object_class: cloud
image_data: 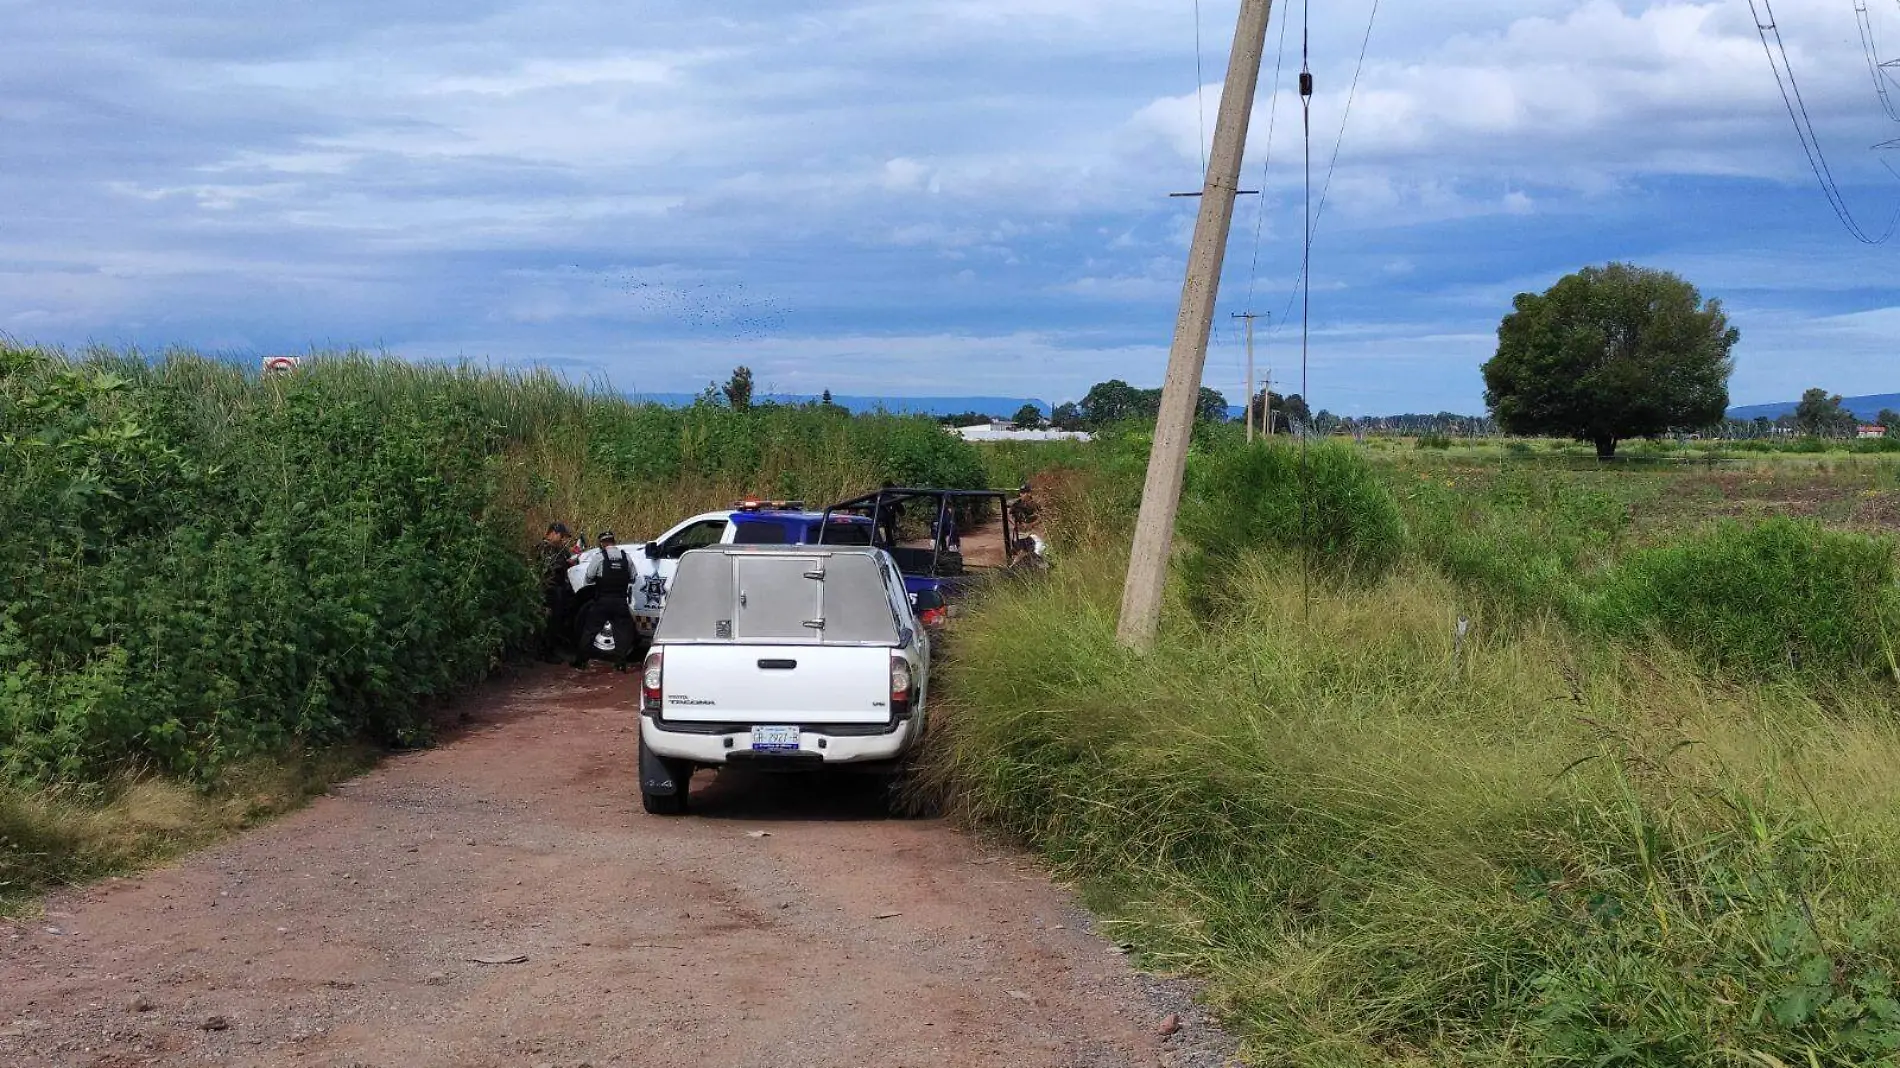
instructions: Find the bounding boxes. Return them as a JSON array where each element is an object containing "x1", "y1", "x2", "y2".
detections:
[{"x1": 3, "y1": 0, "x2": 1897, "y2": 413}]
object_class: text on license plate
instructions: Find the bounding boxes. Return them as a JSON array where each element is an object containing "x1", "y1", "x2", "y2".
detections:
[{"x1": 751, "y1": 725, "x2": 800, "y2": 751}]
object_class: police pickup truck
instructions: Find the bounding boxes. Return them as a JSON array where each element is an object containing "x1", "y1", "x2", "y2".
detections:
[{"x1": 568, "y1": 501, "x2": 875, "y2": 653}]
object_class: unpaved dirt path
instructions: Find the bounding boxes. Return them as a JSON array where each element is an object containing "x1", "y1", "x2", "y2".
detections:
[{"x1": 2, "y1": 668, "x2": 1235, "y2": 1068}]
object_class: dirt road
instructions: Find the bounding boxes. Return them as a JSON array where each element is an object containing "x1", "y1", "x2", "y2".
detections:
[{"x1": 2, "y1": 668, "x2": 1235, "y2": 1068}]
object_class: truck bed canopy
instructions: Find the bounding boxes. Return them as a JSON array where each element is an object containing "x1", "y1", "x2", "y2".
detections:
[{"x1": 656, "y1": 547, "x2": 904, "y2": 645}]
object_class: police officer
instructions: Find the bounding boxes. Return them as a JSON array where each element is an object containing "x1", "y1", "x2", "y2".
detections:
[
  {"x1": 572, "y1": 530, "x2": 638, "y2": 670},
  {"x1": 537, "y1": 522, "x2": 578, "y2": 662}
]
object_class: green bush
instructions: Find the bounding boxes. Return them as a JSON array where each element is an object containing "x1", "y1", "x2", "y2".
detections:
[
  {"x1": 0, "y1": 346, "x2": 984, "y2": 787},
  {"x1": 1179, "y1": 439, "x2": 1404, "y2": 599},
  {"x1": 1583, "y1": 518, "x2": 1899, "y2": 678},
  {"x1": 1416, "y1": 433, "x2": 1454, "y2": 450}
]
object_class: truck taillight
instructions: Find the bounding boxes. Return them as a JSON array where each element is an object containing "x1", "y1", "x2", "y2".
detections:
[
  {"x1": 890, "y1": 655, "x2": 913, "y2": 719},
  {"x1": 642, "y1": 649, "x2": 664, "y2": 709}
]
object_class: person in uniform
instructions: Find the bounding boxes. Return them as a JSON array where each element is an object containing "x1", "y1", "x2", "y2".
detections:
[
  {"x1": 536, "y1": 523, "x2": 578, "y2": 662},
  {"x1": 572, "y1": 530, "x2": 637, "y2": 671},
  {"x1": 1009, "y1": 483, "x2": 1038, "y2": 530}
]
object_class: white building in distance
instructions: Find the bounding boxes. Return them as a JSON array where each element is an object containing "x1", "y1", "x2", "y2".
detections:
[{"x1": 952, "y1": 421, "x2": 1092, "y2": 443}]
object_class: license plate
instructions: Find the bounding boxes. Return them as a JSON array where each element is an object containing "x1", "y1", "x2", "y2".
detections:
[{"x1": 750, "y1": 725, "x2": 800, "y2": 752}]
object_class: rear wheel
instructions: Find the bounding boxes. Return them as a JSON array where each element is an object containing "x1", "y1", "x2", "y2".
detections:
[
  {"x1": 880, "y1": 757, "x2": 938, "y2": 819},
  {"x1": 638, "y1": 735, "x2": 692, "y2": 816},
  {"x1": 642, "y1": 785, "x2": 688, "y2": 815}
]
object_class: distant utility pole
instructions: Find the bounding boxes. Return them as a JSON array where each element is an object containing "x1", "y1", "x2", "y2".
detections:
[
  {"x1": 1262, "y1": 367, "x2": 1273, "y2": 436},
  {"x1": 1233, "y1": 311, "x2": 1263, "y2": 442},
  {"x1": 1117, "y1": 0, "x2": 1275, "y2": 651}
]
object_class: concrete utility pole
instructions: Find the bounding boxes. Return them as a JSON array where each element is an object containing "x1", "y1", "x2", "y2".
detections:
[
  {"x1": 1116, "y1": 0, "x2": 1275, "y2": 651},
  {"x1": 1233, "y1": 311, "x2": 1262, "y2": 443}
]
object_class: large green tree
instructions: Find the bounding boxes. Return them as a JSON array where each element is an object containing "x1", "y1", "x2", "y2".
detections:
[
  {"x1": 1011, "y1": 402, "x2": 1047, "y2": 429},
  {"x1": 1481, "y1": 264, "x2": 1737, "y2": 459},
  {"x1": 1077, "y1": 379, "x2": 1225, "y2": 427},
  {"x1": 1078, "y1": 379, "x2": 1153, "y2": 425},
  {"x1": 1794, "y1": 388, "x2": 1857, "y2": 437}
]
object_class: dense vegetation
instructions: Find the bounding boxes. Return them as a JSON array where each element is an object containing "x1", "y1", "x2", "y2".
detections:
[
  {"x1": 934, "y1": 428, "x2": 1900, "y2": 1066},
  {"x1": 12, "y1": 341, "x2": 1900, "y2": 1064},
  {"x1": 0, "y1": 345, "x2": 982, "y2": 900}
]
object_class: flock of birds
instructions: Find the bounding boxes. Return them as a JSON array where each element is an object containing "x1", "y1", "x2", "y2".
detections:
[{"x1": 562, "y1": 265, "x2": 793, "y2": 341}]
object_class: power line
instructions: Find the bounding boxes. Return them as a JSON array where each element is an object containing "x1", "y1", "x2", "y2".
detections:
[
  {"x1": 1272, "y1": 0, "x2": 1383, "y2": 340},
  {"x1": 1193, "y1": 0, "x2": 1208, "y2": 176},
  {"x1": 1749, "y1": 0, "x2": 1897, "y2": 244},
  {"x1": 1852, "y1": 0, "x2": 1900, "y2": 122},
  {"x1": 1233, "y1": 0, "x2": 1293, "y2": 418},
  {"x1": 1242, "y1": 0, "x2": 1294, "y2": 313},
  {"x1": 1298, "y1": 0, "x2": 1314, "y2": 617}
]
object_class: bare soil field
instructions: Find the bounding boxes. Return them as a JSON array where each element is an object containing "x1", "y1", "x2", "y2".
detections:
[{"x1": 1, "y1": 667, "x2": 1236, "y2": 1068}]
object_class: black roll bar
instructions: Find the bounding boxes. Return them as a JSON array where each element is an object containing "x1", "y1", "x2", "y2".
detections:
[{"x1": 816, "y1": 487, "x2": 1016, "y2": 575}]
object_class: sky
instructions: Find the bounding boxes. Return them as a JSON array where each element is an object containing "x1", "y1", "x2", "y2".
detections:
[{"x1": 3, "y1": 0, "x2": 1898, "y2": 414}]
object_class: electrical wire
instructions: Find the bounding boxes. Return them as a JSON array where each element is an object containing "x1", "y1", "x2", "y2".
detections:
[
  {"x1": 1749, "y1": 0, "x2": 1897, "y2": 244},
  {"x1": 1298, "y1": 0, "x2": 1314, "y2": 618},
  {"x1": 1242, "y1": 0, "x2": 1295, "y2": 313},
  {"x1": 1853, "y1": 0, "x2": 1900, "y2": 122},
  {"x1": 1193, "y1": 0, "x2": 1208, "y2": 177},
  {"x1": 1234, "y1": 0, "x2": 1295, "y2": 424},
  {"x1": 1271, "y1": 0, "x2": 1382, "y2": 340}
]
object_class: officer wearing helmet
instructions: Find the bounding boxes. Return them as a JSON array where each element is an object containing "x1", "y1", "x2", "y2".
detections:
[{"x1": 572, "y1": 530, "x2": 638, "y2": 670}]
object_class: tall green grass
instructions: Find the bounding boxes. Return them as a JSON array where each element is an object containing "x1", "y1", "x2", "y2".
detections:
[
  {"x1": 933, "y1": 545, "x2": 1900, "y2": 1066},
  {"x1": 931, "y1": 443, "x2": 1900, "y2": 1065},
  {"x1": 1, "y1": 344, "x2": 983, "y2": 899}
]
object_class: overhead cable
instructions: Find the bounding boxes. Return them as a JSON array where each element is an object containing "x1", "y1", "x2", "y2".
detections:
[{"x1": 1749, "y1": 0, "x2": 1897, "y2": 244}]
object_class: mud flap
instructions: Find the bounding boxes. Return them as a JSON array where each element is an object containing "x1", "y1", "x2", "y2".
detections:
[{"x1": 639, "y1": 733, "x2": 681, "y2": 796}]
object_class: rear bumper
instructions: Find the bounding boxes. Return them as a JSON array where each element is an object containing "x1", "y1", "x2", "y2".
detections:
[{"x1": 641, "y1": 714, "x2": 915, "y2": 766}]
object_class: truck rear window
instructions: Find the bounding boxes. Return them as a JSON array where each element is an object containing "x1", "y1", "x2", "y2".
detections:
[
  {"x1": 731, "y1": 521, "x2": 792, "y2": 545},
  {"x1": 816, "y1": 520, "x2": 872, "y2": 545}
]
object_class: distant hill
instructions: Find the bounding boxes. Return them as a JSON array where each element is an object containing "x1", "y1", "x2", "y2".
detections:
[
  {"x1": 626, "y1": 392, "x2": 1047, "y2": 418},
  {"x1": 1728, "y1": 393, "x2": 1900, "y2": 422}
]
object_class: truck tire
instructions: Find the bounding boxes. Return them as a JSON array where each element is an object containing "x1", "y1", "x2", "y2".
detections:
[
  {"x1": 641, "y1": 786, "x2": 688, "y2": 816},
  {"x1": 638, "y1": 735, "x2": 691, "y2": 816},
  {"x1": 880, "y1": 761, "x2": 939, "y2": 819}
]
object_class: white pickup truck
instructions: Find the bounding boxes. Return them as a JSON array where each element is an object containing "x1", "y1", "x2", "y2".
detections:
[
  {"x1": 636, "y1": 545, "x2": 931, "y2": 815},
  {"x1": 568, "y1": 504, "x2": 874, "y2": 654}
]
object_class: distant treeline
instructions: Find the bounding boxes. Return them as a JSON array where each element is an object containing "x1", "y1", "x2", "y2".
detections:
[{"x1": 944, "y1": 378, "x2": 1900, "y2": 443}]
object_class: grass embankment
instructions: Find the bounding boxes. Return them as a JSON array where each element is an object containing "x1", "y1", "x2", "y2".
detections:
[
  {"x1": 1, "y1": 345, "x2": 982, "y2": 906},
  {"x1": 936, "y1": 432, "x2": 1900, "y2": 1066}
]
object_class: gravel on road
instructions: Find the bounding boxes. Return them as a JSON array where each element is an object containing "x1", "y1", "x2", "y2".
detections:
[{"x1": 2, "y1": 666, "x2": 1241, "y2": 1068}]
